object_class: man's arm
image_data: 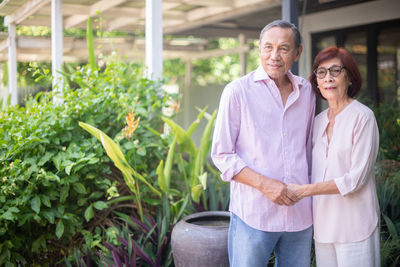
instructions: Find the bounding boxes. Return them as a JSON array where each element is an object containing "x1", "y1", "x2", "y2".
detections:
[{"x1": 234, "y1": 167, "x2": 299, "y2": 205}]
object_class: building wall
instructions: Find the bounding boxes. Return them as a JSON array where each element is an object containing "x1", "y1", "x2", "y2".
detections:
[
  {"x1": 299, "y1": 0, "x2": 400, "y2": 79},
  {"x1": 176, "y1": 83, "x2": 225, "y2": 145}
]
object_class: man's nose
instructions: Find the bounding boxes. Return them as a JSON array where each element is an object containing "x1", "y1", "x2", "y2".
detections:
[{"x1": 270, "y1": 48, "x2": 280, "y2": 60}]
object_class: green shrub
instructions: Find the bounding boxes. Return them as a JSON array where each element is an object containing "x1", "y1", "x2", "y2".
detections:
[
  {"x1": 0, "y1": 59, "x2": 172, "y2": 265},
  {"x1": 373, "y1": 103, "x2": 400, "y2": 161},
  {"x1": 376, "y1": 160, "x2": 400, "y2": 267}
]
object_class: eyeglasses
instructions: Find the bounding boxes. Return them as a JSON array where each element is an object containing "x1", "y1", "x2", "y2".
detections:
[{"x1": 314, "y1": 65, "x2": 345, "y2": 79}]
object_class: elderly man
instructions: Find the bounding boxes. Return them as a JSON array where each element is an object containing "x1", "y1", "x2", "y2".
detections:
[{"x1": 211, "y1": 20, "x2": 315, "y2": 267}]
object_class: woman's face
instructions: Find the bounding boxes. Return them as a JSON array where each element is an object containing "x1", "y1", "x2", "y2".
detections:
[{"x1": 315, "y1": 57, "x2": 351, "y2": 102}]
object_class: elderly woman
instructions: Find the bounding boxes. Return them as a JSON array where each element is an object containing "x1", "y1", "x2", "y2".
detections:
[{"x1": 288, "y1": 46, "x2": 380, "y2": 267}]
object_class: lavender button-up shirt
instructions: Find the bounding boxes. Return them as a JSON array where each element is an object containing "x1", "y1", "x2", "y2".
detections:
[{"x1": 211, "y1": 65, "x2": 315, "y2": 232}]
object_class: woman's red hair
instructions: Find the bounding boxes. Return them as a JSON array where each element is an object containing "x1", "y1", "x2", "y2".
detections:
[{"x1": 309, "y1": 46, "x2": 362, "y2": 99}]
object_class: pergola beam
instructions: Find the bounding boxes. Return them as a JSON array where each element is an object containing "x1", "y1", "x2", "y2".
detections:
[
  {"x1": 64, "y1": 0, "x2": 127, "y2": 28},
  {"x1": 4, "y1": 0, "x2": 51, "y2": 26},
  {"x1": 164, "y1": 0, "x2": 281, "y2": 34}
]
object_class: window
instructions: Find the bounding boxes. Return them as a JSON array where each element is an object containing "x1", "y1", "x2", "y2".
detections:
[
  {"x1": 312, "y1": 19, "x2": 400, "y2": 109},
  {"x1": 377, "y1": 28, "x2": 400, "y2": 105}
]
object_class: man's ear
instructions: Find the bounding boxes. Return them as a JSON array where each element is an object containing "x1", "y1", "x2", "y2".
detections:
[{"x1": 295, "y1": 45, "x2": 303, "y2": 61}]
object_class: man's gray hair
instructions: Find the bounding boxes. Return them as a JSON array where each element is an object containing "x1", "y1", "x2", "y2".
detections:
[{"x1": 259, "y1": 20, "x2": 302, "y2": 50}]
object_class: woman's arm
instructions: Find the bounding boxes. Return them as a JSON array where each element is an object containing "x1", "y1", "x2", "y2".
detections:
[{"x1": 287, "y1": 180, "x2": 340, "y2": 199}]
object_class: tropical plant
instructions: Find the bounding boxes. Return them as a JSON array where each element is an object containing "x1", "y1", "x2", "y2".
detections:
[{"x1": 73, "y1": 105, "x2": 226, "y2": 266}]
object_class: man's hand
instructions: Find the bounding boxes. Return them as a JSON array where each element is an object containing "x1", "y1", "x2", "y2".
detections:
[
  {"x1": 287, "y1": 183, "x2": 307, "y2": 200},
  {"x1": 260, "y1": 180, "x2": 300, "y2": 206},
  {"x1": 232, "y1": 167, "x2": 301, "y2": 206}
]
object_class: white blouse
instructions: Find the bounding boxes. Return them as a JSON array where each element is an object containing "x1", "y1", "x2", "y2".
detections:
[{"x1": 312, "y1": 100, "x2": 380, "y2": 243}]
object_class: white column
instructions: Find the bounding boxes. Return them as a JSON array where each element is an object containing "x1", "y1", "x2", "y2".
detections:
[
  {"x1": 52, "y1": 0, "x2": 63, "y2": 102},
  {"x1": 145, "y1": 0, "x2": 163, "y2": 80},
  {"x1": 238, "y1": 34, "x2": 247, "y2": 76},
  {"x1": 7, "y1": 22, "x2": 18, "y2": 106}
]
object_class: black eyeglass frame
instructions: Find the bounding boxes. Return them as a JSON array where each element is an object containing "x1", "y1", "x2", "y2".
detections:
[{"x1": 314, "y1": 65, "x2": 345, "y2": 79}]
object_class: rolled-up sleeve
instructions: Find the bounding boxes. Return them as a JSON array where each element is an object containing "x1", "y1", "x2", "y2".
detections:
[
  {"x1": 334, "y1": 114, "x2": 379, "y2": 196},
  {"x1": 211, "y1": 83, "x2": 247, "y2": 182}
]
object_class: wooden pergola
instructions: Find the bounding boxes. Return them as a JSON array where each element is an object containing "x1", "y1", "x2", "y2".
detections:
[{"x1": 0, "y1": 0, "x2": 298, "y2": 105}]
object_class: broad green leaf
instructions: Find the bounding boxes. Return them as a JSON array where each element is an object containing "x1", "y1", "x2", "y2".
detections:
[
  {"x1": 56, "y1": 220, "x2": 64, "y2": 239},
  {"x1": 41, "y1": 195, "x2": 51, "y2": 208},
  {"x1": 78, "y1": 198, "x2": 88, "y2": 206},
  {"x1": 142, "y1": 198, "x2": 161, "y2": 206},
  {"x1": 84, "y1": 205, "x2": 94, "y2": 222},
  {"x1": 1, "y1": 207, "x2": 19, "y2": 221},
  {"x1": 57, "y1": 205, "x2": 65, "y2": 216},
  {"x1": 99, "y1": 132, "x2": 132, "y2": 174},
  {"x1": 60, "y1": 185, "x2": 69, "y2": 203},
  {"x1": 143, "y1": 125, "x2": 161, "y2": 137},
  {"x1": 93, "y1": 201, "x2": 108, "y2": 210},
  {"x1": 187, "y1": 106, "x2": 208, "y2": 136},
  {"x1": 73, "y1": 183, "x2": 87, "y2": 194},
  {"x1": 42, "y1": 211, "x2": 55, "y2": 224},
  {"x1": 198, "y1": 172, "x2": 207, "y2": 190},
  {"x1": 157, "y1": 160, "x2": 167, "y2": 193},
  {"x1": 52, "y1": 153, "x2": 63, "y2": 171},
  {"x1": 89, "y1": 191, "x2": 104, "y2": 200},
  {"x1": 196, "y1": 106, "x2": 212, "y2": 120},
  {"x1": 62, "y1": 213, "x2": 76, "y2": 221},
  {"x1": 79, "y1": 122, "x2": 130, "y2": 169},
  {"x1": 78, "y1": 121, "x2": 104, "y2": 146},
  {"x1": 65, "y1": 163, "x2": 75, "y2": 175},
  {"x1": 79, "y1": 122, "x2": 161, "y2": 196},
  {"x1": 31, "y1": 196, "x2": 41, "y2": 214},
  {"x1": 162, "y1": 117, "x2": 197, "y2": 156},
  {"x1": 175, "y1": 194, "x2": 189, "y2": 222},
  {"x1": 37, "y1": 152, "x2": 54, "y2": 166},
  {"x1": 193, "y1": 109, "x2": 217, "y2": 180},
  {"x1": 383, "y1": 213, "x2": 398, "y2": 238},
  {"x1": 163, "y1": 136, "x2": 177, "y2": 192},
  {"x1": 17, "y1": 212, "x2": 33, "y2": 226},
  {"x1": 62, "y1": 213, "x2": 76, "y2": 220},
  {"x1": 45, "y1": 171, "x2": 60, "y2": 182},
  {"x1": 191, "y1": 184, "x2": 203, "y2": 203}
]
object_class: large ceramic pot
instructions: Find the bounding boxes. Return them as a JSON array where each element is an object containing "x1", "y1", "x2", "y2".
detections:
[{"x1": 171, "y1": 211, "x2": 230, "y2": 267}]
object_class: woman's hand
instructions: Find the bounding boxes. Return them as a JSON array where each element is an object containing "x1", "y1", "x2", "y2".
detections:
[{"x1": 287, "y1": 183, "x2": 308, "y2": 200}]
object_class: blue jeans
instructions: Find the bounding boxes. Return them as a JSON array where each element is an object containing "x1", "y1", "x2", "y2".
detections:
[{"x1": 228, "y1": 213, "x2": 312, "y2": 267}]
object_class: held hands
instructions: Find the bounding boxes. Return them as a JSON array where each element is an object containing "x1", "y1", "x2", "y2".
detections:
[
  {"x1": 261, "y1": 181, "x2": 307, "y2": 206},
  {"x1": 287, "y1": 183, "x2": 307, "y2": 203}
]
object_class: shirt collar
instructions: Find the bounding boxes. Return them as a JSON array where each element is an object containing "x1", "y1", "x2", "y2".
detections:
[{"x1": 253, "y1": 65, "x2": 303, "y2": 92}]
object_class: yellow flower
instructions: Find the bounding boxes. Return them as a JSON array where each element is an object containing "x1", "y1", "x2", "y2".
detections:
[
  {"x1": 122, "y1": 110, "x2": 140, "y2": 139},
  {"x1": 170, "y1": 101, "x2": 180, "y2": 113}
]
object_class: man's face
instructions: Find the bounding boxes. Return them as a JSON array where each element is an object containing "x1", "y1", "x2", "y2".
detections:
[{"x1": 259, "y1": 27, "x2": 302, "y2": 81}]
